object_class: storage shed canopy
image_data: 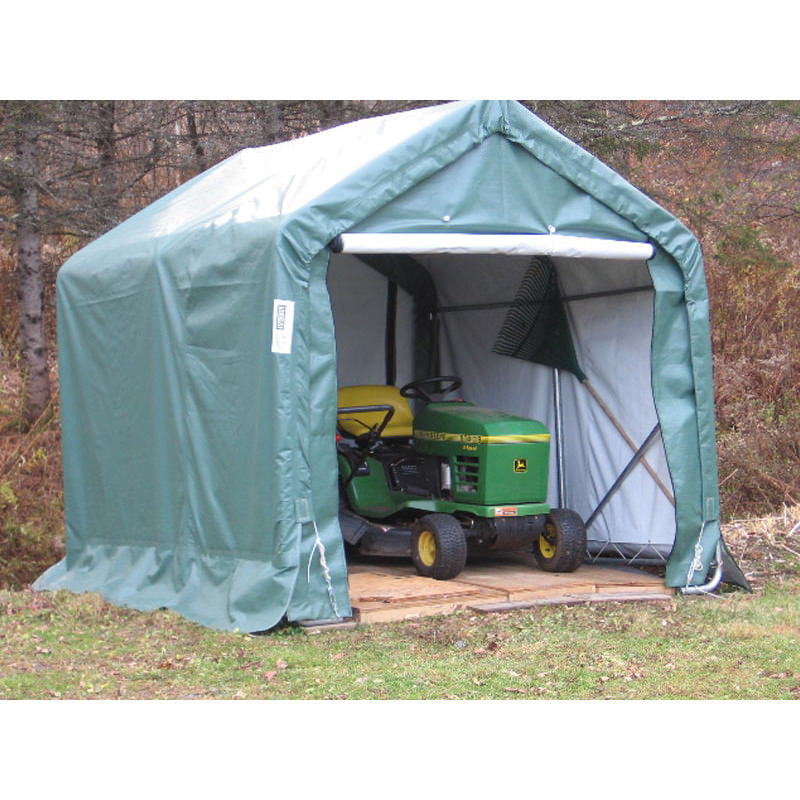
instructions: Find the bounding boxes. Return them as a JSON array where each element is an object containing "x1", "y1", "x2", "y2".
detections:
[{"x1": 36, "y1": 100, "x2": 744, "y2": 631}]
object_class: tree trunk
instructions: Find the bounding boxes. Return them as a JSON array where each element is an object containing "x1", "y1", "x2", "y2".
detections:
[
  {"x1": 257, "y1": 101, "x2": 286, "y2": 144},
  {"x1": 184, "y1": 102, "x2": 207, "y2": 172},
  {"x1": 95, "y1": 100, "x2": 119, "y2": 231},
  {"x1": 14, "y1": 109, "x2": 51, "y2": 428}
]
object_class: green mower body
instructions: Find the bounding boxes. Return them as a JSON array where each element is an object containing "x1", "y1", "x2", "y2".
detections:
[
  {"x1": 414, "y1": 402, "x2": 551, "y2": 509},
  {"x1": 337, "y1": 378, "x2": 587, "y2": 579}
]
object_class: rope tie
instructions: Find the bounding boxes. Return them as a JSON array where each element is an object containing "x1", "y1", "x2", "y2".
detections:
[
  {"x1": 685, "y1": 520, "x2": 706, "y2": 587},
  {"x1": 307, "y1": 520, "x2": 341, "y2": 619}
]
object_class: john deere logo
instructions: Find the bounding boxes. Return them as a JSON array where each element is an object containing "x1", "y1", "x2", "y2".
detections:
[{"x1": 514, "y1": 458, "x2": 528, "y2": 473}]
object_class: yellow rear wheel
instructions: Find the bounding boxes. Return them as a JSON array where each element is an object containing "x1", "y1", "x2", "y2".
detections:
[
  {"x1": 534, "y1": 509, "x2": 587, "y2": 573},
  {"x1": 538, "y1": 525, "x2": 558, "y2": 559}
]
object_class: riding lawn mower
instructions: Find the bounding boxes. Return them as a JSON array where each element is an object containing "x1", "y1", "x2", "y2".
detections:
[{"x1": 336, "y1": 376, "x2": 587, "y2": 580}]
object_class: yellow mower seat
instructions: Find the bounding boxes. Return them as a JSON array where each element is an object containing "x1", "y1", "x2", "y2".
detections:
[{"x1": 337, "y1": 385, "x2": 414, "y2": 439}]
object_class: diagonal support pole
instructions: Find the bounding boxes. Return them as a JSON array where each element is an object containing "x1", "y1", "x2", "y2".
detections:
[
  {"x1": 582, "y1": 380, "x2": 675, "y2": 506},
  {"x1": 585, "y1": 423, "x2": 663, "y2": 531}
]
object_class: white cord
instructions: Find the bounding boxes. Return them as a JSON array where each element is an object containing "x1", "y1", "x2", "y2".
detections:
[{"x1": 307, "y1": 520, "x2": 341, "y2": 619}]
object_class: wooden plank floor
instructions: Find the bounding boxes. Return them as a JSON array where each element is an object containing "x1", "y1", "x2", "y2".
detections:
[{"x1": 346, "y1": 551, "x2": 673, "y2": 624}]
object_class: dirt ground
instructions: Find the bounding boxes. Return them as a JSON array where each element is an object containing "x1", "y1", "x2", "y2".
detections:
[{"x1": 720, "y1": 505, "x2": 800, "y2": 590}]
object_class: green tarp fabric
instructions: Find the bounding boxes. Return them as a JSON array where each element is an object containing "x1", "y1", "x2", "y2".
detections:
[{"x1": 36, "y1": 100, "x2": 726, "y2": 630}]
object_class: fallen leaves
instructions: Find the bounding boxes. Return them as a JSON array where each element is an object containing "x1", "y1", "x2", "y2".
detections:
[{"x1": 472, "y1": 639, "x2": 502, "y2": 656}]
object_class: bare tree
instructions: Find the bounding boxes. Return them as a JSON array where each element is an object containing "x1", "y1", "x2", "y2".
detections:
[
  {"x1": 182, "y1": 101, "x2": 208, "y2": 173},
  {"x1": 7, "y1": 103, "x2": 51, "y2": 427}
]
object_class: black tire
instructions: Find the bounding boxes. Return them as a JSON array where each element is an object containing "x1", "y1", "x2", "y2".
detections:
[
  {"x1": 533, "y1": 509, "x2": 587, "y2": 572},
  {"x1": 411, "y1": 514, "x2": 468, "y2": 580}
]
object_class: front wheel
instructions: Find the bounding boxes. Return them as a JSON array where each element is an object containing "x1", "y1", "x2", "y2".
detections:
[
  {"x1": 411, "y1": 514, "x2": 467, "y2": 580},
  {"x1": 534, "y1": 509, "x2": 587, "y2": 572}
]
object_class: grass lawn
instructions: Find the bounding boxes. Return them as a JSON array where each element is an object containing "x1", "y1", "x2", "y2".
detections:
[
  {"x1": 4, "y1": 578, "x2": 798, "y2": 799},
  {"x1": 3, "y1": 520, "x2": 798, "y2": 797},
  {"x1": 3, "y1": 579, "x2": 799, "y2": 701}
]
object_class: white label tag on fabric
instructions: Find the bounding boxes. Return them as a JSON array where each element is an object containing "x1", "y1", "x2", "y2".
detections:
[{"x1": 271, "y1": 299, "x2": 295, "y2": 354}]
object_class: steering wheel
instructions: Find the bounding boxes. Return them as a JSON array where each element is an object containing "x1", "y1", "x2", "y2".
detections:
[{"x1": 400, "y1": 376, "x2": 462, "y2": 403}]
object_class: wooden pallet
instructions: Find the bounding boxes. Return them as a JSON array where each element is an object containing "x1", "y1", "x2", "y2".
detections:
[{"x1": 346, "y1": 553, "x2": 673, "y2": 624}]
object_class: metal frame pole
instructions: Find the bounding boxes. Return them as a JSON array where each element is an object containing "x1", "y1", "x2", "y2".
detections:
[
  {"x1": 585, "y1": 423, "x2": 662, "y2": 531},
  {"x1": 553, "y1": 368, "x2": 566, "y2": 509}
]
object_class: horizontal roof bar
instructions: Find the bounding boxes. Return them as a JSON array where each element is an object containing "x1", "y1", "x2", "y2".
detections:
[
  {"x1": 437, "y1": 285, "x2": 654, "y2": 314},
  {"x1": 329, "y1": 233, "x2": 655, "y2": 261}
]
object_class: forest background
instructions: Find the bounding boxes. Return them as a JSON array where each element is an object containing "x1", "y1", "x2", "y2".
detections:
[{"x1": 1, "y1": 99, "x2": 798, "y2": 588}]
